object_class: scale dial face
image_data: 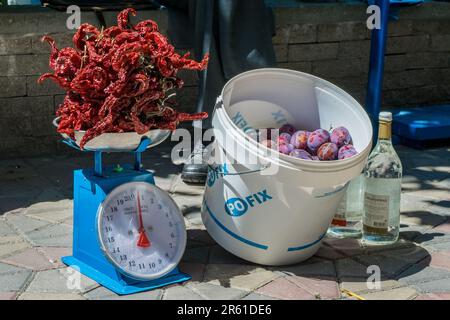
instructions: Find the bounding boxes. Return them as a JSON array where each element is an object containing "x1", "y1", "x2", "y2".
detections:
[{"x1": 97, "y1": 182, "x2": 187, "y2": 280}]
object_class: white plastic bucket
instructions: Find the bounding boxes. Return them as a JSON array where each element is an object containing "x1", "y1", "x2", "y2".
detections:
[{"x1": 201, "y1": 68, "x2": 373, "y2": 265}]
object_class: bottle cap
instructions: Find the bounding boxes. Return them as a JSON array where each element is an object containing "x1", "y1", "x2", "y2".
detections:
[{"x1": 379, "y1": 111, "x2": 392, "y2": 122}]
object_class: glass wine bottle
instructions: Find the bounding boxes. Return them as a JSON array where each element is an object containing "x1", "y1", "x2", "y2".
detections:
[
  {"x1": 328, "y1": 174, "x2": 364, "y2": 238},
  {"x1": 362, "y1": 111, "x2": 402, "y2": 245}
]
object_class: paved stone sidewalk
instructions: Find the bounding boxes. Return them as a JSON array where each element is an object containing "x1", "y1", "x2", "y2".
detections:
[{"x1": 0, "y1": 142, "x2": 449, "y2": 300}]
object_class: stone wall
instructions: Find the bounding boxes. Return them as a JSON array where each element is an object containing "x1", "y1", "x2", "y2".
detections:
[{"x1": 1, "y1": 2, "x2": 449, "y2": 158}]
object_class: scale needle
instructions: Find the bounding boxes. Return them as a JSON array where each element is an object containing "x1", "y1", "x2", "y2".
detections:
[{"x1": 136, "y1": 191, "x2": 151, "y2": 248}]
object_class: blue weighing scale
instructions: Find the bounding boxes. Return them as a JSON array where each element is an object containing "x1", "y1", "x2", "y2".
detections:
[{"x1": 60, "y1": 133, "x2": 190, "y2": 295}]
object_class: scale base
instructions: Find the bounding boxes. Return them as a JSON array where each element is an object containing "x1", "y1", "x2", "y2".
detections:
[{"x1": 62, "y1": 256, "x2": 191, "y2": 296}]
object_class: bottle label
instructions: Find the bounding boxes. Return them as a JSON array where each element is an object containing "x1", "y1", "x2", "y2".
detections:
[{"x1": 363, "y1": 192, "x2": 389, "y2": 229}]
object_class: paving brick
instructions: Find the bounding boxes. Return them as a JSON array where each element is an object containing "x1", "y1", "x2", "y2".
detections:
[
  {"x1": 7, "y1": 214, "x2": 50, "y2": 233},
  {"x1": 18, "y1": 292, "x2": 85, "y2": 300},
  {"x1": 355, "y1": 254, "x2": 414, "y2": 277},
  {"x1": 0, "y1": 35, "x2": 32, "y2": 55},
  {"x1": 397, "y1": 265, "x2": 450, "y2": 285},
  {"x1": 388, "y1": 20, "x2": 414, "y2": 36},
  {"x1": 411, "y1": 277, "x2": 450, "y2": 294},
  {"x1": 1, "y1": 248, "x2": 54, "y2": 271},
  {"x1": 0, "y1": 234, "x2": 24, "y2": 245},
  {"x1": 204, "y1": 264, "x2": 278, "y2": 291},
  {"x1": 340, "y1": 277, "x2": 402, "y2": 294},
  {"x1": 39, "y1": 246, "x2": 72, "y2": 268},
  {"x1": 186, "y1": 229, "x2": 216, "y2": 246},
  {"x1": 0, "y1": 292, "x2": 17, "y2": 300},
  {"x1": 208, "y1": 245, "x2": 247, "y2": 264},
  {"x1": 276, "y1": 61, "x2": 312, "y2": 73},
  {"x1": 30, "y1": 33, "x2": 73, "y2": 54},
  {"x1": 286, "y1": 275, "x2": 339, "y2": 299},
  {"x1": 429, "y1": 252, "x2": 450, "y2": 272},
  {"x1": 383, "y1": 85, "x2": 444, "y2": 107},
  {"x1": 434, "y1": 219, "x2": 450, "y2": 233},
  {"x1": 24, "y1": 199, "x2": 72, "y2": 223},
  {"x1": 335, "y1": 258, "x2": 369, "y2": 279},
  {"x1": 181, "y1": 246, "x2": 210, "y2": 264},
  {"x1": 384, "y1": 69, "x2": 442, "y2": 90},
  {"x1": 289, "y1": 43, "x2": 338, "y2": 62},
  {"x1": 0, "y1": 96, "x2": 54, "y2": 118},
  {"x1": 172, "y1": 177, "x2": 205, "y2": 197},
  {"x1": 314, "y1": 244, "x2": 347, "y2": 260},
  {"x1": 84, "y1": 286, "x2": 162, "y2": 300},
  {"x1": 361, "y1": 286, "x2": 417, "y2": 300},
  {"x1": 184, "y1": 211, "x2": 203, "y2": 226},
  {"x1": 323, "y1": 237, "x2": 365, "y2": 257},
  {"x1": 386, "y1": 35, "x2": 430, "y2": 54},
  {"x1": 288, "y1": 23, "x2": 316, "y2": 44},
  {"x1": 25, "y1": 224, "x2": 72, "y2": 247},
  {"x1": 162, "y1": 285, "x2": 204, "y2": 300},
  {"x1": 379, "y1": 246, "x2": 431, "y2": 266},
  {"x1": 272, "y1": 26, "x2": 290, "y2": 44},
  {"x1": 242, "y1": 292, "x2": 278, "y2": 300},
  {"x1": 178, "y1": 262, "x2": 205, "y2": 283},
  {"x1": 312, "y1": 58, "x2": 367, "y2": 78},
  {"x1": 0, "y1": 76, "x2": 26, "y2": 98},
  {"x1": 415, "y1": 292, "x2": 450, "y2": 300},
  {"x1": 0, "y1": 263, "x2": 32, "y2": 291},
  {"x1": 338, "y1": 40, "x2": 371, "y2": 59},
  {"x1": 430, "y1": 34, "x2": 450, "y2": 51},
  {"x1": 0, "y1": 54, "x2": 50, "y2": 76},
  {"x1": 187, "y1": 282, "x2": 248, "y2": 300},
  {"x1": 415, "y1": 232, "x2": 450, "y2": 249},
  {"x1": 317, "y1": 22, "x2": 368, "y2": 42},
  {"x1": 26, "y1": 268, "x2": 98, "y2": 294},
  {"x1": 256, "y1": 277, "x2": 315, "y2": 300},
  {"x1": 0, "y1": 241, "x2": 30, "y2": 258},
  {"x1": 274, "y1": 44, "x2": 288, "y2": 63},
  {"x1": 0, "y1": 262, "x2": 28, "y2": 274},
  {"x1": 26, "y1": 75, "x2": 64, "y2": 97},
  {"x1": 0, "y1": 221, "x2": 16, "y2": 237},
  {"x1": 272, "y1": 259, "x2": 336, "y2": 278}
]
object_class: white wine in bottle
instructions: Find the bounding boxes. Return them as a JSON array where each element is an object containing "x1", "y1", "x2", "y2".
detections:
[
  {"x1": 328, "y1": 174, "x2": 364, "y2": 238},
  {"x1": 362, "y1": 111, "x2": 402, "y2": 245}
]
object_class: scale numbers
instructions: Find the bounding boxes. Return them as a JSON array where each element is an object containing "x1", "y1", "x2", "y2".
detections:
[{"x1": 97, "y1": 182, "x2": 186, "y2": 280}]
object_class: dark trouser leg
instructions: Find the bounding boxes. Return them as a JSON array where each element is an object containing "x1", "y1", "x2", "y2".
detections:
[{"x1": 183, "y1": 0, "x2": 276, "y2": 184}]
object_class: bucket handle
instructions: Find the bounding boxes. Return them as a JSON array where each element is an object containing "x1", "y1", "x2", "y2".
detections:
[{"x1": 207, "y1": 163, "x2": 271, "y2": 176}]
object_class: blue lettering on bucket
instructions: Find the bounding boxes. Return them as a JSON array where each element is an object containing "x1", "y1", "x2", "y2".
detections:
[
  {"x1": 231, "y1": 111, "x2": 254, "y2": 132},
  {"x1": 207, "y1": 164, "x2": 228, "y2": 187},
  {"x1": 224, "y1": 189, "x2": 273, "y2": 217},
  {"x1": 271, "y1": 110, "x2": 288, "y2": 126}
]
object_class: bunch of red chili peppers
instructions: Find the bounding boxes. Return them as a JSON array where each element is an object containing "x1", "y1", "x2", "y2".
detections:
[{"x1": 38, "y1": 8, "x2": 209, "y2": 149}]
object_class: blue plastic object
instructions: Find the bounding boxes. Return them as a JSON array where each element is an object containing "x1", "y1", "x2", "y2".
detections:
[
  {"x1": 391, "y1": 104, "x2": 450, "y2": 141},
  {"x1": 61, "y1": 138, "x2": 191, "y2": 295},
  {"x1": 366, "y1": 0, "x2": 391, "y2": 143}
]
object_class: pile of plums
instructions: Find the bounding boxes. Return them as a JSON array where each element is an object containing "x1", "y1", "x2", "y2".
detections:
[{"x1": 254, "y1": 124, "x2": 358, "y2": 161}]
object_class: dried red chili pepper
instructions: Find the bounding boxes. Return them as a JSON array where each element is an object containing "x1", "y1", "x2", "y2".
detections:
[{"x1": 39, "y1": 8, "x2": 209, "y2": 149}]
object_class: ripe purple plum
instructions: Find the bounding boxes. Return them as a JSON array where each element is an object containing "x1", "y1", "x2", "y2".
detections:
[
  {"x1": 279, "y1": 124, "x2": 296, "y2": 136},
  {"x1": 338, "y1": 144, "x2": 358, "y2": 160},
  {"x1": 278, "y1": 143, "x2": 294, "y2": 155},
  {"x1": 278, "y1": 132, "x2": 292, "y2": 145},
  {"x1": 330, "y1": 126, "x2": 352, "y2": 148},
  {"x1": 317, "y1": 142, "x2": 338, "y2": 161},
  {"x1": 290, "y1": 130, "x2": 309, "y2": 149},
  {"x1": 307, "y1": 129, "x2": 330, "y2": 154},
  {"x1": 289, "y1": 149, "x2": 312, "y2": 160}
]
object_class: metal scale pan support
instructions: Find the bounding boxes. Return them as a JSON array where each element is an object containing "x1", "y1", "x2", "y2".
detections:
[{"x1": 60, "y1": 130, "x2": 191, "y2": 295}]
